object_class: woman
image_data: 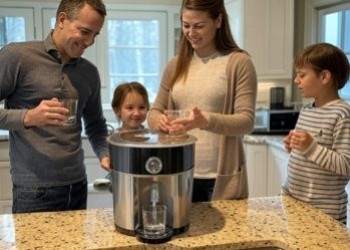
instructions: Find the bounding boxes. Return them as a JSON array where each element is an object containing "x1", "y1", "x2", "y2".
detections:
[{"x1": 147, "y1": 0, "x2": 257, "y2": 202}]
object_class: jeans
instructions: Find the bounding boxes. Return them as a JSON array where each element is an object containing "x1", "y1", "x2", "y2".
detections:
[
  {"x1": 192, "y1": 178, "x2": 216, "y2": 203},
  {"x1": 12, "y1": 179, "x2": 87, "y2": 214}
]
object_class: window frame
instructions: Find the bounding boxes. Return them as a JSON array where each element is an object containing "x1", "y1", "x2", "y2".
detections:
[
  {"x1": 101, "y1": 9, "x2": 168, "y2": 105},
  {"x1": 317, "y1": 3, "x2": 350, "y2": 100},
  {"x1": 0, "y1": 6, "x2": 35, "y2": 44},
  {"x1": 304, "y1": 0, "x2": 350, "y2": 101}
]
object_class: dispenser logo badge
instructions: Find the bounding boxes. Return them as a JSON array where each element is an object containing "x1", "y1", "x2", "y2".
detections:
[{"x1": 145, "y1": 157, "x2": 163, "y2": 174}]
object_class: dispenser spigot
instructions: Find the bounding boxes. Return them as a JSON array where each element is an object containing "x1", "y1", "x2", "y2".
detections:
[{"x1": 150, "y1": 181, "x2": 160, "y2": 205}]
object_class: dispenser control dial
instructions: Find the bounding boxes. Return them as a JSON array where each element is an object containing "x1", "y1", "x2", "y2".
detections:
[{"x1": 145, "y1": 157, "x2": 163, "y2": 174}]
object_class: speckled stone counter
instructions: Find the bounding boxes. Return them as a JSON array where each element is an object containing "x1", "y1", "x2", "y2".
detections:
[{"x1": 1, "y1": 196, "x2": 350, "y2": 249}]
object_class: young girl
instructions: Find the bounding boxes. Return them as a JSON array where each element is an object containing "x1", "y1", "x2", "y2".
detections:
[
  {"x1": 111, "y1": 82, "x2": 149, "y2": 131},
  {"x1": 282, "y1": 43, "x2": 350, "y2": 224}
]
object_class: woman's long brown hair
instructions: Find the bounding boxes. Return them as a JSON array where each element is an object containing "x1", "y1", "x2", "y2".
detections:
[{"x1": 170, "y1": 0, "x2": 246, "y2": 88}]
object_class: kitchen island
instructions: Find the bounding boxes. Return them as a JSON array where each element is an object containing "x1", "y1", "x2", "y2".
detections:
[{"x1": 0, "y1": 195, "x2": 349, "y2": 249}]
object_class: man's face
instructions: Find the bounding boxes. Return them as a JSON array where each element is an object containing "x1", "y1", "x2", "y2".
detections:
[{"x1": 55, "y1": 4, "x2": 104, "y2": 62}]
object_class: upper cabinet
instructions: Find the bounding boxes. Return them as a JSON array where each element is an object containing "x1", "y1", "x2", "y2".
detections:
[{"x1": 225, "y1": 0, "x2": 294, "y2": 80}]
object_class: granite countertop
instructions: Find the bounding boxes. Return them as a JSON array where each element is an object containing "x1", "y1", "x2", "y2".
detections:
[{"x1": 1, "y1": 196, "x2": 349, "y2": 250}]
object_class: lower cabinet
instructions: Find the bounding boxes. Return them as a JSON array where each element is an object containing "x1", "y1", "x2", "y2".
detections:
[
  {"x1": 244, "y1": 142, "x2": 268, "y2": 197},
  {"x1": 244, "y1": 139, "x2": 288, "y2": 198},
  {"x1": 0, "y1": 200, "x2": 12, "y2": 214},
  {"x1": 0, "y1": 141, "x2": 11, "y2": 214},
  {"x1": 267, "y1": 143, "x2": 289, "y2": 196},
  {"x1": 77, "y1": 140, "x2": 113, "y2": 209},
  {"x1": 346, "y1": 182, "x2": 350, "y2": 225}
]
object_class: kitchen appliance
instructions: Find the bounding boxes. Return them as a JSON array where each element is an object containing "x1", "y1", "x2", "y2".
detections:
[
  {"x1": 270, "y1": 87, "x2": 285, "y2": 110},
  {"x1": 107, "y1": 129, "x2": 196, "y2": 237},
  {"x1": 253, "y1": 109, "x2": 299, "y2": 134}
]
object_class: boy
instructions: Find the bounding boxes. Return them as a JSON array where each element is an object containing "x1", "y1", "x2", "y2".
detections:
[{"x1": 283, "y1": 43, "x2": 350, "y2": 224}]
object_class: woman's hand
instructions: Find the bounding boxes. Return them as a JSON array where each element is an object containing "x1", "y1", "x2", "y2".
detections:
[
  {"x1": 167, "y1": 107, "x2": 209, "y2": 134},
  {"x1": 158, "y1": 113, "x2": 171, "y2": 133}
]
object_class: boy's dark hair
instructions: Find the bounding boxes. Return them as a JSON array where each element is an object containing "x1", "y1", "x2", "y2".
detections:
[{"x1": 294, "y1": 43, "x2": 350, "y2": 90}]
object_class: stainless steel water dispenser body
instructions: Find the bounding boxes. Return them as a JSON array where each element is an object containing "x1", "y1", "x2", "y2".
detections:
[{"x1": 107, "y1": 130, "x2": 196, "y2": 236}]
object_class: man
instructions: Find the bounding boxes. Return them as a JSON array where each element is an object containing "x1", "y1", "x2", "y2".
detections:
[{"x1": 0, "y1": 0, "x2": 110, "y2": 213}]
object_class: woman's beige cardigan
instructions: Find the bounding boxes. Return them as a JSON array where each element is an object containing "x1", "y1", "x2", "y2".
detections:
[{"x1": 147, "y1": 52, "x2": 257, "y2": 200}]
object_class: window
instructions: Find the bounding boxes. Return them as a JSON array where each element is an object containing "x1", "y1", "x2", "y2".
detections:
[
  {"x1": 104, "y1": 11, "x2": 167, "y2": 104},
  {"x1": 317, "y1": 2, "x2": 350, "y2": 99},
  {"x1": 0, "y1": 7, "x2": 34, "y2": 48}
]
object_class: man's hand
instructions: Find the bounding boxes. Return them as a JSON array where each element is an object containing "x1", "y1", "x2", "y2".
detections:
[
  {"x1": 100, "y1": 156, "x2": 111, "y2": 171},
  {"x1": 23, "y1": 98, "x2": 69, "y2": 127}
]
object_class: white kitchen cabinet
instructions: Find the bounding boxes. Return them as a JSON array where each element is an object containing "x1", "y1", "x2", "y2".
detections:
[
  {"x1": 0, "y1": 142, "x2": 12, "y2": 214},
  {"x1": 244, "y1": 142, "x2": 268, "y2": 197},
  {"x1": 80, "y1": 139, "x2": 113, "y2": 209},
  {"x1": 346, "y1": 182, "x2": 350, "y2": 226},
  {"x1": 267, "y1": 142, "x2": 289, "y2": 196},
  {"x1": 0, "y1": 200, "x2": 12, "y2": 214},
  {"x1": 244, "y1": 136, "x2": 287, "y2": 198},
  {"x1": 0, "y1": 140, "x2": 11, "y2": 214},
  {"x1": 225, "y1": 0, "x2": 294, "y2": 79}
]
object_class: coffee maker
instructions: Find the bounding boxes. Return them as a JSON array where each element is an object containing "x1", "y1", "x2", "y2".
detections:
[{"x1": 270, "y1": 87, "x2": 285, "y2": 110}]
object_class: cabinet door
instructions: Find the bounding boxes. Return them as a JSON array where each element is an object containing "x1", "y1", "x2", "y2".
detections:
[
  {"x1": 0, "y1": 161, "x2": 12, "y2": 200},
  {"x1": 244, "y1": 142, "x2": 268, "y2": 197},
  {"x1": 85, "y1": 157, "x2": 113, "y2": 209},
  {"x1": 225, "y1": 0, "x2": 294, "y2": 79},
  {"x1": 267, "y1": 145, "x2": 289, "y2": 196},
  {"x1": 346, "y1": 183, "x2": 350, "y2": 227},
  {"x1": 246, "y1": 0, "x2": 293, "y2": 79},
  {"x1": 82, "y1": 140, "x2": 113, "y2": 209},
  {"x1": 0, "y1": 141, "x2": 12, "y2": 213},
  {"x1": 0, "y1": 200, "x2": 12, "y2": 214}
]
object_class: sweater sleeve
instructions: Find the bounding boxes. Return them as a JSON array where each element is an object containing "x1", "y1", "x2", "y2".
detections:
[
  {"x1": 82, "y1": 69, "x2": 109, "y2": 161},
  {"x1": 303, "y1": 117, "x2": 350, "y2": 177},
  {"x1": 0, "y1": 44, "x2": 30, "y2": 130}
]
